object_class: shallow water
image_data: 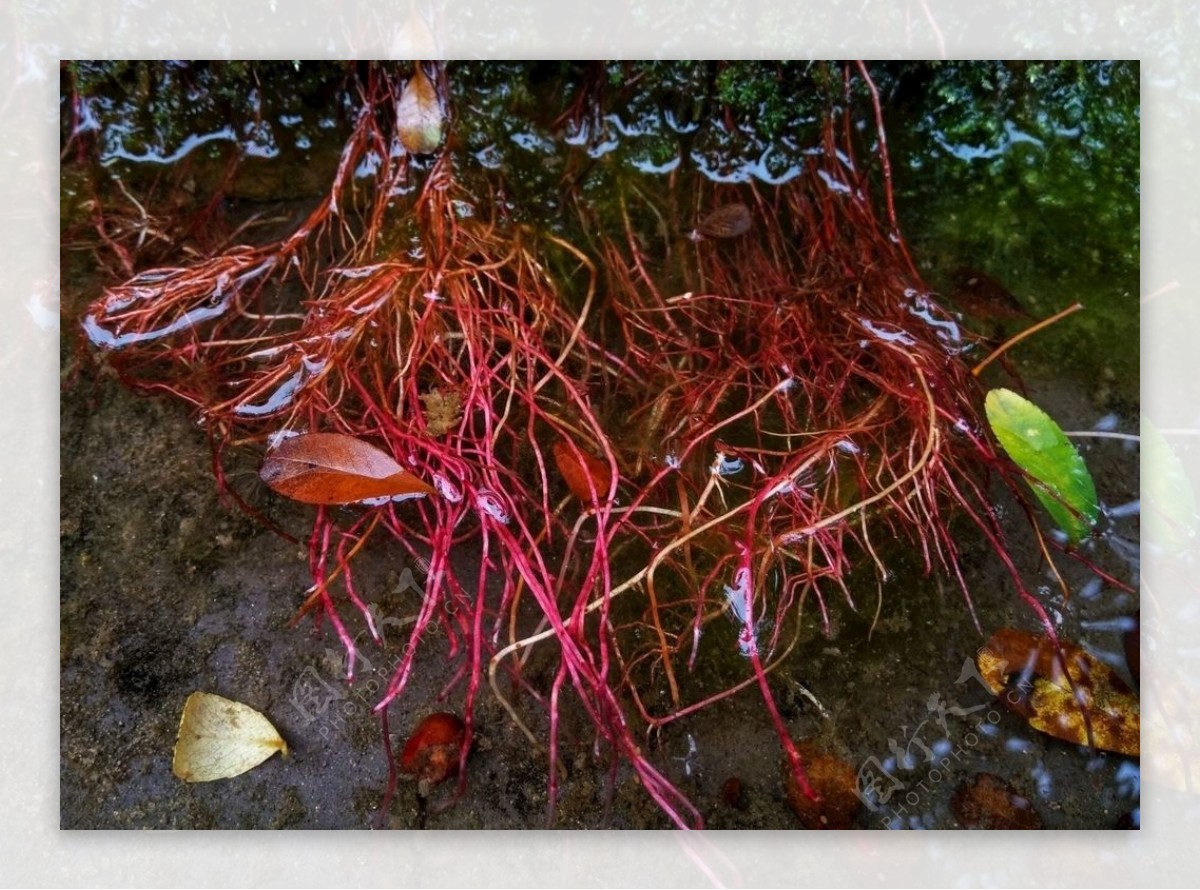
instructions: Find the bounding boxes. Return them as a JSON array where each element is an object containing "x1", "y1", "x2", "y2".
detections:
[{"x1": 60, "y1": 61, "x2": 1139, "y2": 829}]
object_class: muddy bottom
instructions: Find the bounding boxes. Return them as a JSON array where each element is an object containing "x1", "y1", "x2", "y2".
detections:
[{"x1": 59, "y1": 273, "x2": 1140, "y2": 829}]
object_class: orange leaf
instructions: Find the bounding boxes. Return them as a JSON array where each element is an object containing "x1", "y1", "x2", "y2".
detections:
[
  {"x1": 977, "y1": 628, "x2": 1139, "y2": 757},
  {"x1": 552, "y1": 439, "x2": 612, "y2": 502},
  {"x1": 260, "y1": 432, "x2": 434, "y2": 505}
]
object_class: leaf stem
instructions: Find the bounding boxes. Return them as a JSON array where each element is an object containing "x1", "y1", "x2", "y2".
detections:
[{"x1": 972, "y1": 302, "x2": 1084, "y2": 377}]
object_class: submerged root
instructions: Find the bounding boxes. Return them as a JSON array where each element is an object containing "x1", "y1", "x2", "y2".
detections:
[{"x1": 79, "y1": 63, "x2": 1048, "y2": 828}]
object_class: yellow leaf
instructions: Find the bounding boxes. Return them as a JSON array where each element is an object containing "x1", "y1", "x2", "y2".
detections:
[
  {"x1": 172, "y1": 691, "x2": 289, "y2": 782},
  {"x1": 977, "y1": 628, "x2": 1139, "y2": 757},
  {"x1": 396, "y1": 62, "x2": 443, "y2": 155}
]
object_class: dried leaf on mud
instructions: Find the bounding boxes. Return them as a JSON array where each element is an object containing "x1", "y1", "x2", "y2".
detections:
[
  {"x1": 782, "y1": 741, "x2": 862, "y2": 829},
  {"x1": 260, "y1": 432, "x2": 434, "y2": 505},
  {"x1": 976, "y1": 627, "x2": 1139, "y2": 757},
  {"x1": 951, "y1": 772, "x2": 1042, "y2": 829},
  {"x1": 172, "y1": 691, "x2": 288, "y2": 782}
]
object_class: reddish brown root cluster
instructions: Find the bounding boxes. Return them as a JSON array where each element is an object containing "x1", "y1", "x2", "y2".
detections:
[{"x1": 78, "y1": 64, "x2": 1038, "y2": 828}]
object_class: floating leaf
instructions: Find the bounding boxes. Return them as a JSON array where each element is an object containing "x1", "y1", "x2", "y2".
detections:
[
  {"x1": 552, "y1": 439, "x2": 613, "y2": 502},
  {"x1": 396, "y1": 62, "x2": 443, "y2": 155},
  {"x1": 260, "y1": 432, "x2": 434, "y2": 505},
  {"x1": 172, "y1": 691, "x2": 288, "y2": 782},
  {"x1": 976, "y1": 628, "x2": 1139, "y2": 757},
  {"x1": 692, "y1": 203, "x2": 752, "y2": 240},
  {"x1": 984, "y1": 388, "x2": 1099, "y2": 544}
]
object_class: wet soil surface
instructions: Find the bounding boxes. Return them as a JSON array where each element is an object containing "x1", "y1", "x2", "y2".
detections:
[{"x1": 60, "y1": 260, "x2": 1141, "y2": 828}]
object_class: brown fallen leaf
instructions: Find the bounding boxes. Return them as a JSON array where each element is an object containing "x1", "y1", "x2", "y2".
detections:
[
  {"x1": 977, "y1": 627, "x2": 1139, "y2": 757},
  {"x1": 952, "y1": 772, "x2": 1042, "y2": 829},
  {"x1": 260, "y1": 432, "x2": 434, "y2": 505},
  {"x1": 690, "y1": 203, "x2": 752, "y2": 241},
  {"x1": 782, "y1": 741, "x2": 861, "y2": 829},
  {"x1": 552, "y1": 439, "x2": 613, "y2": 502}
]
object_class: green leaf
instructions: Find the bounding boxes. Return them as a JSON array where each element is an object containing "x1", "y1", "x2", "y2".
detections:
[{"x1": 985, "y1": 388, "x2": 1099, "y2": 544}]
